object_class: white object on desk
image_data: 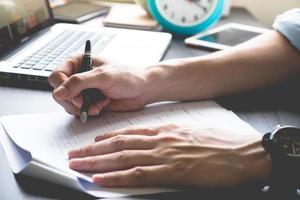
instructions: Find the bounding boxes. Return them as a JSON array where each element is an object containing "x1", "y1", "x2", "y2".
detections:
[
  {"x1": 0, "y1": 100, "x2": 257, "y2": 198},
  {"x1": 185, "y1": 23, "x2": 270, "y2": 50},
  {"x1": 222, "y1": 0, "x2": 232, "y2": 17}
]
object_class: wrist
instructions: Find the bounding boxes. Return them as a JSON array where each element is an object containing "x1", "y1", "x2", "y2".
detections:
[
  {"x1": 239, "y1": 135, "x2": 272, "y2": 184},
  {"x1": 141, "y1": 59, "x2": 196, "y2": 104},
  {"x1": 140, "y1": 65, "x2": 167, "y2": 104},
  {"x1": 140, "y1": 62, "x2": 175, "y2": 104}
]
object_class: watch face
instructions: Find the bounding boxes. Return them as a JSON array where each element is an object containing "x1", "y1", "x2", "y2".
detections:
[
  {"x1": 272, "y1": 127, "x2": 300, "y2": 157},
  {"x1": 154, "y1": 0, "x2": 217, "y2": 27}
]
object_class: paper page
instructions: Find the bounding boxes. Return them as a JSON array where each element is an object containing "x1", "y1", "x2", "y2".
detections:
[
  {"x1": 0, "y1": 124, "x2": 31, "y2": 173},
  {"x1": 1, "y1": 101, "x2": 256, "y2": 171},
  {"x1": 0, "y1": 100, "x2": 257, "y2": 197}
]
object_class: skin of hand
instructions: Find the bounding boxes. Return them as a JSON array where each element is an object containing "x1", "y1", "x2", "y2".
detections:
[
  {"x1": 49, "y1": 30, "x2": 299, "y2": 188},
  {"x1": 48, "y1": 55, "x2": 152, "y2": 116},
  {"x1": 68, "y1": 124, "x2": 271, "y2": 187},
  {"x1": 49, "y1": 30, "x2": 300, "y2": 116},
  {"x1": 141, "y1": 31, "x2": 300, "y2": 103}
]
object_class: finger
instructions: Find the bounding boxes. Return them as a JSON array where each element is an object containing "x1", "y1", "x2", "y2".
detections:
[
  {"x1": 53, "y1": 54, "x2": 106, "y2": 79},
  {"x1": 86, "y1": 99, "x2": 111, "y2": 116},
  {"x1": 71, "y1": 96, "x2": 110, "y2": 116},
  {"x1": 71, "y1": 95, "x2": 82, "y2": 108},
  {"x1": 104, "y1": 99, "x2": 144, "y2": 112},
  {"x1": 77, "y1": 96, "x2": 110, "y2": 114},
  {"x1": 53, "y1": 69, "x2": 101, "y2": 101},
  {"x1": 69, "y1": 150, "x2": 161, "y2": 173},
  {"x1": 56, "y1": 100, "x2": 80, "y2": 116},
  {"x1": 52, "y1": 90, "x2": 80, "y2": 115},
  {"x1": 49, "y1": 56, "x2": 106, "y2": 89},
  {"x1": 93, "y1": 98, "x2": 111, "y2": 113},
  {"x1": 95, "y1": 126, "x2": 159, "y2": 142},
  {"x1": 88, "y1": 107, "x2": 99, "y2": 117},
  {"x1": 61, "y1": 100, "x2": 100, "y2": 116},
  {"x1": 48, "y1": 70, "x2": 68, "y2": 89},
  {"x1": 48, "y1": 54, "x2": 82, "y2": 89},
  {"x1": 69, "y1": 135, "x2": 157, "y2": 159},
  {"x1": 92, "y1": 165, "x2": 171, "y2": 187},
  {"x1": 51, "y1": 55, "x2": 106, "y2": 99},
  {"x1": 54, "y1": 94, "x2": 100, "y2": 116}
]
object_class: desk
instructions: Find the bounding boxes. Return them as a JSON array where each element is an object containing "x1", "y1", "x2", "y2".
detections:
[{"x1": 1, "y1": 7, "x2": 299, "y2": 200}]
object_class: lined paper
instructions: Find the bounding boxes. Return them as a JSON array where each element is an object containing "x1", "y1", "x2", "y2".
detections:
[{"x1": 1, "y1": 101, "x2": 257, "y2": 181}]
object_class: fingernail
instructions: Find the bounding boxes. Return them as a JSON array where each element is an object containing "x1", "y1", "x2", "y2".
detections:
[
  {"x1": 92, "y1": 175, "x2": 103, "y2": 184},
  {"x1": 95, "y1": 135, "x2": 105, "y2": 142},
  {"x1": 94, "y1": 136, "x2": 102, "y2": 141},
  {"x1": 90, "y1": 107, "x2": 100, "y2": 116},
  {"x1": 68, "y1": 149, "x2": 80, "y2": 159},
  {"x1": 69, "y1": 159, "x2": 81, "y2": 168},
  {"x1": 72, "y1": 98, "x2": 81, "y2": 108},
  {"x1": 54, "y1": 86, "x2": 69, "y2": 99}
]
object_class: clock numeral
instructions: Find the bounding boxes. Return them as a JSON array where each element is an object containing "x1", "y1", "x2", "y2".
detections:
[
  {"x1": 163, "y1": 4, "x2": 168, "y2": 10},
  {"x1": 194, "y1": 15, "x2": 199, "y2": 21},
  {"x1": 171, "y1": 12, "x2": 175, "y2": 19}
]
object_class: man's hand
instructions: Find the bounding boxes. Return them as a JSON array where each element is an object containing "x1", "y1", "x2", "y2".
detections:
[
  {"x1": 48, "y1": 54, "x2": 152, "y2": 115},
  {"x1": 68, "y1": 124, "x2": 271, "y2": 187}
]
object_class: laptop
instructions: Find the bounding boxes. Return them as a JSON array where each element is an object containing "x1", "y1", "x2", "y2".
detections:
[{"x1": 0, "y1": 0, "x2": 172, "y2": 89}]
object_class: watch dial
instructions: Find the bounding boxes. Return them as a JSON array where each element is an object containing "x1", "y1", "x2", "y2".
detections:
[
  {"x1": 155, "y1": 0, "x2": 217, "y2": 26},
  {"x1": 273, "y1": 127, "x2": 300, "y2": 157}
]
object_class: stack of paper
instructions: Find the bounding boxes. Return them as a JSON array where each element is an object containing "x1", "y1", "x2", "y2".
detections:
[{"x1": 0, "y1": 101, "x2": 257, "y2": 198}]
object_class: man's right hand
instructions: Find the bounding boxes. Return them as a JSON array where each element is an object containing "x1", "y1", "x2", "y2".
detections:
[{"x1": 48, "y1": 54, "x2": 152, "y2": 116}]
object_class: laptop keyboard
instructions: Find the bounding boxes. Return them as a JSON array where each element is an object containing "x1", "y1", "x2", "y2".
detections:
[{"x1": 13, "y1": 30, "x2": 115, "y2": 72}]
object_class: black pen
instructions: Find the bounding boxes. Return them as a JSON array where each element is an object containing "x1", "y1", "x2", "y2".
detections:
[{"x1": 79, "y1": 40, "x2": 104, "y2": 123}]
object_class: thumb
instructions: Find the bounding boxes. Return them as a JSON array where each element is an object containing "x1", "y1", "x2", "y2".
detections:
[{"x1": 53, "y1": 70, "x2": 100, "y2": 101}]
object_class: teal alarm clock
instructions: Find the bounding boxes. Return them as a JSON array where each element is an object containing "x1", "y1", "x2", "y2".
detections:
[{"x1": 147, "y1": 0, "x2": 224, "y2": 35}]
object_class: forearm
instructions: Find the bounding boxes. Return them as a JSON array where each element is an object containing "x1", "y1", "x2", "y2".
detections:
[
  {"x1": 238, "y1": 137, "x2": 271, "y2": 185},
  {"x1": 143, "y1": 31, "x2": 300, "y2": 103}
]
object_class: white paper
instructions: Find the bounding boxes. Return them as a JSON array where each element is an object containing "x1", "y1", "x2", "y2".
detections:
[{"x1": 0, "y1": 100, "x2": 257, "y2": 197}]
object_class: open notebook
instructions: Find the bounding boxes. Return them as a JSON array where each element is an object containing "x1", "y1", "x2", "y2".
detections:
[{"x1": 0, "y1": 101, "x2": 257, "y2": 198}]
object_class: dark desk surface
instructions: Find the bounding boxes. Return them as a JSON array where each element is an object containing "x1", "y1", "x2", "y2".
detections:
[{"x1": 1, "y1": 7, "x2": 299, "y2": 200}]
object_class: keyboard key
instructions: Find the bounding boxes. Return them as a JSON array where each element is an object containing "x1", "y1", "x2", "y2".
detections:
[
  {"x1": 26, "y1": 60, "x2": 38, "y2": 65},
  {"x1": 14, "y1": 30, "x2": 110, "y2": 73},
  {"x1": 47, "y1": 55, "x2": 58, "y2": 60},
  {"x1": 45, "y1": 64, "x2": 58, "y2": 71},
  {"x1": 31, "y1": 54, "x2": 44, "y2": 59},
  {"x1": 21, "y1": 64, "x2": 34, "y2": 69},
  {"x1": 29, "y1": 58, "x2": 41, "y2": 62},
  {"x1": 13, "y1": 63, "x2": 22, "y2": 68},
  {"x1": 33, "y1": 63, "x2": 48, "y2": 70}
]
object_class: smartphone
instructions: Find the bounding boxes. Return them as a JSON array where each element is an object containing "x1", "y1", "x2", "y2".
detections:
[
  {"x1": 185, "y1": 23, "x2": 270, "y2": 50},
  {"x1": 52, "y1": 1, "x2": 110, "y2": 23}
]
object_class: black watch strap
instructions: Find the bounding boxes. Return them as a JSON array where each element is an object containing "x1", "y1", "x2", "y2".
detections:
[{"x1": 262, "y1": 132, "x2": 271, "y2": 152}]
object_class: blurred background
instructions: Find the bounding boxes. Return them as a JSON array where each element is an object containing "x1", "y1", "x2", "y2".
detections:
[
  {"x1": 231, "y1": 0, "x2": 299, "y2": 26},
  {"x1": 105, "y1": 0, "x2": 300, "y2": 27}
]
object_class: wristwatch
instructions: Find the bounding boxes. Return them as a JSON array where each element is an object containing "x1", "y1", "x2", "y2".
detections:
[{"x1": 262, "y1": 125, "x2": 300, "y2": 197}]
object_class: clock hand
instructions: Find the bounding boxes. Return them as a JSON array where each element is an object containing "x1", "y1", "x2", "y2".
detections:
[{"x1": 191, "y1": 0, "x2": 209, "y2": 12}]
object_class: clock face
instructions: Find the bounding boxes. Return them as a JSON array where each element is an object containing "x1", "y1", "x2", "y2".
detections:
[
  {"x1": 273, "y1": 127, "x2": 300, "y2": 157},
  {"x1": 154, "y1": 0, "x2": 217, "y2": 27}
]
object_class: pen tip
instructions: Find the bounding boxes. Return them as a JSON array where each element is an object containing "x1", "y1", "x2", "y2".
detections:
[
  {"x1": 80, "y1": 112, "x2": 88, "y2": 124},
  {"x1": 85, "y1": 40, "x2": 91, "y2": 52}
]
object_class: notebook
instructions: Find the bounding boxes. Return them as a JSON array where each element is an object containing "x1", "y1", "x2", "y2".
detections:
[
  {"x1": 103, "y1": 4, "x2": 161, "y2": 31},
  {"x1": 0, "y1": 100, "x2": 258, "y2": 198}
]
